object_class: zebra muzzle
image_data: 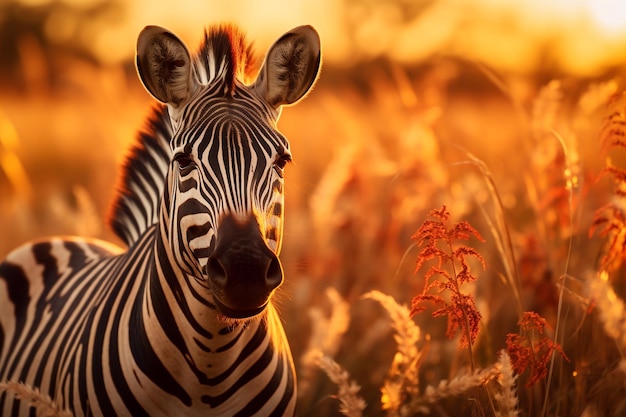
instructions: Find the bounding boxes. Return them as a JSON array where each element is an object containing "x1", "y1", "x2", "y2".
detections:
[{"x1": 205, "y1": 213, "x2": 283, "y2": 318}]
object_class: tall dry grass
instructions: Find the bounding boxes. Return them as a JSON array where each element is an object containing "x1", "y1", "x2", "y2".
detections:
[
  {"x1": 292, "y1": 63, "x2": 626, "y2": 416},
  {"x1": 3, "y1": 43, "x2": 626, "y2": 416}
]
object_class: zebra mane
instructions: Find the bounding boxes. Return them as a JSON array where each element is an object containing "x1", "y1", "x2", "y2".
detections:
[
  {"x1": 108, "y1": 25, "x2": 256, "y2": 246},
  {"x1": 194, "y1": 24, "x2": 256, "y2": 92},
  {"x1": 108, "y1": 105, "x2": 172, "y2": 246}
]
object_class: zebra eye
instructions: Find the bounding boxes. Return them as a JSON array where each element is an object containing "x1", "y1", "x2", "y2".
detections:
[
  {"x1": 174, "y1": 154, "x2": 195, "y2": 172},
  {"x1": 273, "y1": 154, "x2": 292, "y2": 177}
]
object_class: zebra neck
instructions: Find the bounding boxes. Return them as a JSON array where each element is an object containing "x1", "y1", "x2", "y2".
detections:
[
  {"x1": 118, "y1": 225, "x2": 296, "y2": 412},
  {"x1": 143, "y1": 226, "x2": 292, "y2": 382}
]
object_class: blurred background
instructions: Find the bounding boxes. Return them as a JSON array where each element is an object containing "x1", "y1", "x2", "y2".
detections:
[{"x1": 3, "y1": 0, "x2": 626, "y2": 415}]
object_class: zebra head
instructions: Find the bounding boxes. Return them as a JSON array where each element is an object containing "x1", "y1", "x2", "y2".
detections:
[{"x1": 135, "y1": 25, "x2": 320, "y2": 319}]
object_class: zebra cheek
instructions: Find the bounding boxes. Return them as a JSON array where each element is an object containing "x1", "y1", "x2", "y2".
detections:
[
  {"x1": 176, "y1": 202, "x2": 214, "y2": 267},
  {"x1": 188, "y1": 233, "x2": 214, "y2": 270},
  {"x1": 266, "y1": 194, "x2": 285, "y2": 255},
  {"x1": 265, "y1": 218, "x2": 283, "y2": 255}
]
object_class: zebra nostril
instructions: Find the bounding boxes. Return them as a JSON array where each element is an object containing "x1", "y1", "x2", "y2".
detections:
[
  {"x1": 265, "y1": 256, "x2": 283, "y2": 291},
  {"x1": 206, "y1": 257, "x2": 227, "y2": 287}
]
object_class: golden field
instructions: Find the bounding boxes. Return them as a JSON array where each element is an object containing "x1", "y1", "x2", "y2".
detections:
[{"x1": 3, "y1": 1, "x2": 626, "y2": 415}]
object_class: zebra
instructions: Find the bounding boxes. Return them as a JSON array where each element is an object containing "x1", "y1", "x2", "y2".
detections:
[{"x1": 0, "y1": 23, "x2": 320, "y2": 416}]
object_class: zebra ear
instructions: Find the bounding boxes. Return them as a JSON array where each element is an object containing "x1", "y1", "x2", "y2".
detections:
[
  {"x1": 136, "y1": 26, "x2": 198, "y2": 106},
  {"x1": 254, "y1": 25, "x2": 321, "y2": 108}
]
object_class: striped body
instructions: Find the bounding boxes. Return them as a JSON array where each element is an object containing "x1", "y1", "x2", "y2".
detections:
[{"x1": 0, "y1": 24, "x2": 320, "y2": 416}]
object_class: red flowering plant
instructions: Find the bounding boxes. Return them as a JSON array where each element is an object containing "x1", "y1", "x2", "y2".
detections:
[
  {"x1": 590, "y1": 93, "x2": 626, "y2": 275},
  {"x1": 410, "y1": 205, "x2": 485, "y2": 369},
  {"x1": 505, "y1": 311, "x2": 569, "y2": 387}
]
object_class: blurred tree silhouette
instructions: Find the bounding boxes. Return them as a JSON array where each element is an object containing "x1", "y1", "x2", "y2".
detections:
[
  {"x1": 345, "y1": 0, "x2": 435, "y2": 25},
  {"x1": 342, "y1": 0, "x2": 436, "y2": 61},
  {"x1": 0, "y1": 0, "x2": 124, "y2": 90}
]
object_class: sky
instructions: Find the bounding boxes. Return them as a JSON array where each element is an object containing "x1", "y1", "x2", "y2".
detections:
[{"x1": 14, "y1": 0, "x2": 626, "y2": 75}]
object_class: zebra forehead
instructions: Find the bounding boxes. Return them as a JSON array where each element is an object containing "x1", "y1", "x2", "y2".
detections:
[
  {"x1": 194, "y1": 24, "x2": 256, "y2": 92},
  {"x1": 174, "y1": 102, "x2": 288, "y2": 153}
]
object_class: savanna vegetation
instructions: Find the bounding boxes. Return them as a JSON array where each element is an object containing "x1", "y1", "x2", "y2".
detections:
[{"x1": 3, "y1": 1, "x2": 626, "y2": 416}]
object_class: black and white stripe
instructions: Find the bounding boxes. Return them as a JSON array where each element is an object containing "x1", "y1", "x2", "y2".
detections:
[{"x1": 0, "y1": 23, "x2": 320, "y2": 416}]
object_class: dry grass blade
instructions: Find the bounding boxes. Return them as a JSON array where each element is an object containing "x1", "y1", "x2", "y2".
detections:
[
  {"x1": 586, "y1": 271, "x2": 626, "y2": 351},
  {"x1": 415, "y1": 365, "x2": 499, "y2": 411},
  {"x1": 315, "y1": 352, "x2": 367, "y2": 417},
  {"x1": 447, "y1": 146, "x2": 524, "y2": 318},
  {"x1": 494, "y1": 351, "x2": 520, "y2": 417},
  {"x1": 362, "y1": 291, "x2": 420, "y2": 416},
  {"x1": 540, "y1": 129, "x2": 577, "y2": 417},
  {"x1": 300, "y1": 287, "x2": 351, "y2": 398},
  {"x1": 0, "y1": 109, "x2": 32, "y2": 203},
  {"x1": 471, "y1": 61, "x2": 529, "y2": 128},
  {"x1": 578, "y1": 80, "x2": 619, "y2": 116},
  {"x1": 0, "y1": 381, "x2": 72, "y2": 417}
]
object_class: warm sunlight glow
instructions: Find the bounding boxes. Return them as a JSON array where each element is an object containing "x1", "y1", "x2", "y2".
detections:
[
  {"x1": 586, "y1": 0, "x2": 626, "y2": 37},
  {"x1": 90, "y1": 0, "x2": 347, "y2": 64},
  {"x1": 4, "y1": 1, "x2": 626, "y2": 414},
  {"x1": 600, "y1": 271, "x2": 610, "y2": 282},
  {"x1": 13, "y1": 0, "x2": 626, "y2": 74}
]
